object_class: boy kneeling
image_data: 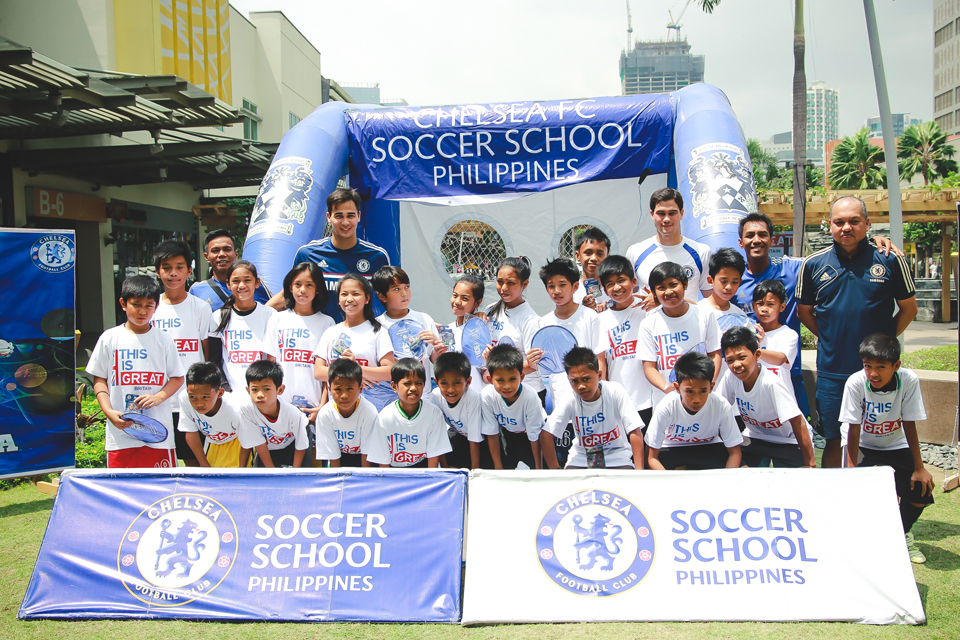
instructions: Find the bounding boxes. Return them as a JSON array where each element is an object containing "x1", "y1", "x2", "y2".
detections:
[
  {"x1": 646, "y1": 352, "x2": 743, "y2": 470},
  {"x1": 238, "y1": 360, "x2": 310, "y2": 468},
  {"x1": 841, "y1": 333, "x2": 934, "y2": 563},
  {"x1": 542, "y1": 347, "x2": 644, "y2": 470}
]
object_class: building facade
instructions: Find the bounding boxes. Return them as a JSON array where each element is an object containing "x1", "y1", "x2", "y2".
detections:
[
  {"x1": 934, "y1": 0, "x2": 960, "y2": 136},
  {"x1": 866, "y1": 114, "x2": 921, "y2": 139},
  {"x1": 620, "y1": 40, "x2": 704, "y2": 96},
  {"x1": 806, "y1": 81, "x2": 838, "y2": 161}
]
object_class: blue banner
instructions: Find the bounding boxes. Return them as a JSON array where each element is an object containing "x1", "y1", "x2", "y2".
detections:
[
  {"x1": 0, "y1": 228, "x2": 76, "y2": 479},
  {"x1": 20, "y1": 469, "x2": 466, "y2": 621},
  {"x1": 346, "y1": 95, "x2": 675, "y2": 200}
]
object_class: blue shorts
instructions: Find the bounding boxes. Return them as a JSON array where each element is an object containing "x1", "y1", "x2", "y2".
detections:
[{"x1": 815, "y1": 373, "x2": 846, "y2": 440}]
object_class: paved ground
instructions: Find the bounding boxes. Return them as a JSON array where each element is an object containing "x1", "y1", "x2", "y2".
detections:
[{"x1": 902, "y1": 320, "x2": 959, "y2": 353}]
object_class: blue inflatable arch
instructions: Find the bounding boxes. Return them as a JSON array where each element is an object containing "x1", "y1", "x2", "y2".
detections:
[{"x1": 243, "y1": 83, "x2": 756, "y2": 296}]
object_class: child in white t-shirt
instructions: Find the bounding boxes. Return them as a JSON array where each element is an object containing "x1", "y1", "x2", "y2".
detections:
[
  {"x1": 365, "y1": 359, "x2": 452, "y2": 468},
  {"x1": 440, "y1": 274, "x2": 489, "y2": 393},
  {"x1": 262, "y1": 263, "x2": 334, "y2": 423},
  {"x1": 315, "y1": 358, "x2": 380, "y2": 467},
  {"x1": 571, "y1": 227, "x2": 612, "y2": 312},
  {"x1": 645, "y1": 352, "x2": 743, "y2": 470},
  {"x1": 431, "y1": 351, "x2": 495, "y2": 469},
  {"x1": 639, "y1": 262, "x2": 721, "y2": 411},
  {"x1": 209, "y1": 260, "x2": 276, "y2": 394},
  {"x1": 88, "y1": 275, "x2": 184, "y2": 469},
  {"x1": 373, "y1": 266, "x2": 441, "y2": 395},
  {"x1": 237, "y1": 360, "x2": 309, "y2": 468},
  {"x1": 594, "y1": 256, "x2": 650, "y2": 423},
  {"x1": 716, "y1": 327, "x2": 816, "y2": 469},
  {"x1": 541, "y1": 347, "x2": 644, "y2": 470},
  {"x1": 752, "y1": 279, "x2": 800, "y2": 403},
  {"x1": 537, "y1": 257, "x2": 599, "y2": 466},
  {"x1": 697, "y1": 248, "x2": 759, "y2": 382},
  {"x1": 152, "y1": 240, "x2": 213, "y2": 467},
  {"x1": 177, "y1": 362, "x2": 246, "y2": 467},
  {"x1": 840, "y1": 333, "x2": 934, "y2": 564},
  {"x1": 313, "y1": 274, "x2": 396, "y2": 411},
  {"x1": 480, "y1": 344, "x2": 550, "y2": 469}
]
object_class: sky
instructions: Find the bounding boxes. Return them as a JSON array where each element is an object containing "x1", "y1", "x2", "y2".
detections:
[{"x1": 229, "y1": 0, "x2": 933, "y2": 142}]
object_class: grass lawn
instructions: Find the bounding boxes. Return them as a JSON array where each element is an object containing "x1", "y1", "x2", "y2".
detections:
[
  {"x1": 2, "y1": 468, "x2": 959, "y2": 640},
  {"x1": 901, "y1": 346, "x2": 959, "y2": 373}
]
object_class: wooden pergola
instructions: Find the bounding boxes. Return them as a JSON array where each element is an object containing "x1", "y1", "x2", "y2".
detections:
[{"x1": 757, "y1": 188, "x2": 958, "y2": 322}]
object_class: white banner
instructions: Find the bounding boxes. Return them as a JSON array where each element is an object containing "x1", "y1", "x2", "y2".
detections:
[{"x1": 463, "y1": 468, "x2": 924, "y2": 625}]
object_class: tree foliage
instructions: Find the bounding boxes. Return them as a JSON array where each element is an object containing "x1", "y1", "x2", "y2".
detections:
[
  {"x1": 898, "y1": 121, "x2": 958, "y2": 186},
  {"x1": 828, "y1": 128, "x2": 886, "y2": 190}
]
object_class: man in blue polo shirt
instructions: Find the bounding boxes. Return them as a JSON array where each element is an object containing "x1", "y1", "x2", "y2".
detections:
[
  {"x1": 735, "y1": 212, "x2": 901, "y2": 416},
  {"x1": 266, "y1": 188, "x2": 390, "y2": 319},
  {"x1": 797, "y1": 196, "x2": 917, "y2": 468},
  {"x1": 190, "y1": 229, "x2": 272, "y2": 311}
]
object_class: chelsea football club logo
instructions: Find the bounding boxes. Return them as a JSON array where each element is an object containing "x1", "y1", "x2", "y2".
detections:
[
  {"x1": 870, "y1": 264, "x2": 886, "y2": 278},
  {"x1": 687, "y1": 142, "x2": 757, "y2": 221},
  {"x1": 684, "y1": 266, "x2": 695, "y2": 279},
  {"x1": 31, "y1": 234, "x2": 75, "y2": 273},
  {"x1": 248, "y1": 156, "x2": 314, "y2": 236},
  {"x1": 117, "y1": 493, "x2": 238, "y2": 606},
  {"x1": 356, "y1": 259, "x2": 371, "y2": 273},
  {"x1": 536, "y1": 490, "x2": 654, "y2": 597}
]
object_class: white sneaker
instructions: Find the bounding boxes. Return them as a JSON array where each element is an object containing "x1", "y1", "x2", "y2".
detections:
[{"x1": 905, "y1": 532, "x2": 926, "y2": 564}]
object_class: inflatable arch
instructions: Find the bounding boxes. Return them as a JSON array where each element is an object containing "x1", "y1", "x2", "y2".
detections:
[{"x1": 243, "y1": 83, "x2": 756, "y2": 318}]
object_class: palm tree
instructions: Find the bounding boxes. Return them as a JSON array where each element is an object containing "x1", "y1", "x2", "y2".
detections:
[
  {"x1": 828, "y1": 128, "x2": 887, "y2": 190},
  {"x1": 897, "y1": 121, "x2": 958, "y2": 186},
  {"x1": 747, "y1": 138, "x2": 780, "y2": 186}
]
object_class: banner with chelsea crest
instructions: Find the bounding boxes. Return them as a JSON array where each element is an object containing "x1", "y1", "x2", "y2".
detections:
[
  {"x1": 0, "y1": 228, "x2": 76, "y2": 480},
  {"x1": 19, "y1": 469, "x2": 466, "y2": 621},
  {"x1": 462, "y1": 469, "x2": 925, "y2": 625}
]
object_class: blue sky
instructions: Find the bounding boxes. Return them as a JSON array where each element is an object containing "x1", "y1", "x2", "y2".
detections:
[{"x1": 230, "y1": 0, "x2": 933, "y2": 142}]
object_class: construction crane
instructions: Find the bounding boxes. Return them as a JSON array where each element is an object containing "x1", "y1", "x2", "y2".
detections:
[
  {"x1": 626, "y1": 0, "x2": 633, "y2": 51},
  {"x1": 667, "y1": 0, "x2": 694, "y2": 43}
]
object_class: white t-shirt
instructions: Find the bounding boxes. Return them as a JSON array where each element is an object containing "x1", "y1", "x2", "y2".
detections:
[
  {"x1": 86, "y1": 325, "x2": 184, "y2": 451},
  {"x1": 760, "y1": 325, "x2": 800, "y2": 402},
  {"x1": 176, "y1": 390, "x2": 243, "y2": 445},
  {"x1": 480, "y1": 383, "x2": 545, "y2": 441},
  {"x1": 594, "y1": 305, "x2": 650, "y2": 410},
  {"x1": 839, "y1": 369, "x2": 927, "y2": 451},
  {"x1": 572, "y1": 280, "x2": 612, "y2": 310},
  {"x1": 430, "y1": 386, "x2": 489, "y2": 443},
  {"x1": 377, "y1": 308, "x2": 437, "y2": 384},
  {"x1": 315, "y1": 396, "x2": 381, "y2": 457},
  {"x1": 697, "y1": 299, "x2": 750, "y2": 378},
  {"x1": 625, "y1": 236, "x2": 712, "y2": 295},
  {"x1": 261, "y1": 309, "x2": 334, "y2": 410},
  {"x1": 638, "y1": 304, "x2": 720, "y2": 409},
  {"x1": 645, "y1": 392, "x2": 743, "y2": 449},
  {"x1": 365, "y1": 401, "x2": 453, "y2": 467},
  {"x1": 152, "y1": 296, "x2": 212, "y2": 408},
  {"x1": 486, "y1": 300, "x2": 544, "y2": 392},
  {"x1": 716, "y1": 367, "x2": 803, "y2": 444},
  {"x1": 237, "y1": 398, "x2": 310, "y2": 451},
  {"x1": 314, "y1": 321, "x2": 395, "y2": 411},
  {"x1": 544, "y1": 381, "x2": 642, "y2": 468},
  {"x1": 209, "y1": 303, "x2": 276, "y2": 393},
  {"x1": 538, "y1": 305, "x2": 599, "y2": 410}
]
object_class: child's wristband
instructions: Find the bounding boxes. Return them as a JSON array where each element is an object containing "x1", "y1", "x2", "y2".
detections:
[{"x1": 96, "y1": 390, "x2": 109, "y2": 397}]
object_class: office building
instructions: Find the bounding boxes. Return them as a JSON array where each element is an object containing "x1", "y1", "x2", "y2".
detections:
[
  {"x1": 620, "y1": 40, "x2": 704, "y2": 96},
  {"x1": 934, "y1": 0, "x2": 960, "y2": 135}
]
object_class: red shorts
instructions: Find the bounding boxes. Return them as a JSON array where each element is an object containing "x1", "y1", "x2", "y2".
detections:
[{"x1": 107, "y1": 447, "x2": 176, "y2": 469}]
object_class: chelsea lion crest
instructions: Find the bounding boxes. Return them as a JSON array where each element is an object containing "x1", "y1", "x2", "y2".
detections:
[
  {"x1": 118, "y1": 494, "x2": 238, "y2": 606},
  {"x1": 687, "y1": 142, "x2": 757, "y2": 223},
  {"x1": 537, "y1": 490, "x2": 654, "y2": 597},
  {"x1": 248, "y1": 156, "x2": 314, "y2": 236},
  {"x1": 31, "y1": 234, "x2": 75, "y2": 273}
]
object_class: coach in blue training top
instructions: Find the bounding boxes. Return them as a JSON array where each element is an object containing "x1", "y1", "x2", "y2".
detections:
[
  {"x1": 267, "y1": 188, "x2": 390, "y2": 319},
  {"x1": 796, "y1": 196, "x2": 917, "y2": 469},
  {"x1": 190, "y1": 229, "x2": 272, "y2": 312}
]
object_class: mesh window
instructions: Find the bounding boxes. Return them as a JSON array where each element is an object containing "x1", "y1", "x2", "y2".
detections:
[{"x1": 439, "y1": 220, "x2": 506, "y2": 284}]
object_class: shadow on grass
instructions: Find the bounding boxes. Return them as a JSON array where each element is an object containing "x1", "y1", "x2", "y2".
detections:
[
  {"x1": 917, "y1": 582, "x2": 928, "y2": 614},
  {"x1": 0, "y1": 498, "x2": 53, "y2": 520},
  {"x1": 918, "y1": 519, "x2": 960, "y2": 542}
]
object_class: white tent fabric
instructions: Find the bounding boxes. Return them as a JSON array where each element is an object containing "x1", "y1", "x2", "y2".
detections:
[{"x1": 398, "y1": 175, "x2": 665, "y2": 321}]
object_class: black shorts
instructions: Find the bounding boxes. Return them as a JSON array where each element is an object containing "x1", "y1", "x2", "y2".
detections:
[
  {"x1": 638, "y1": 408, "x2": 653, "y2": 435},
  {"x1": 446, "y1": 430, "x2": 494, "y2": 469},
  {"x1": 500, "y1": 427, "x2": 537, "y2": 469},
  {"x1": 859, "y1": 447, "x2": 935, "y2": 505},
  {"x1": 741, "y1": 438, "x2": 804, "y2": 468},
  {"x1": 173, "y1": 413, "x2": 206, "y2": 462},
  {"x1": 553, "y1": 423, "x2": 574, "y2": 468},
  {"x1": 656, "y1": 442, "x2": 730, "y2": 470},
  {"x1": 254, "y1": 442, "x2": 303, "y2": 468},
  {"x1": 339, "y1": 452, "x2": 363, "y2": 468}
]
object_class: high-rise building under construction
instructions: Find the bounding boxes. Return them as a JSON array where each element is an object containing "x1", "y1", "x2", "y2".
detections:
[{"x1": 620, "y1": 40, "x2": 704, "y2": 96}]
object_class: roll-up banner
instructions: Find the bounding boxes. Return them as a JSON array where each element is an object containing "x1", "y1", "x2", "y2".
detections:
[
  {"x1": 0, "y1": 228, "x2": 76, "y2": 479},
  {"x1": 20, "y1": 469, "x2": 466, "y2": 622},
  {"x1": 345, "y1": 96, "x2": 675, "y2": 201},
  {"x1": 462, "y1": 468, "x2": 924, "y2": 625}
]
